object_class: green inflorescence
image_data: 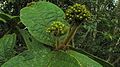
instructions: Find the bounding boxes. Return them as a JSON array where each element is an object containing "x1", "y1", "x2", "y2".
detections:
[
  {"x1": 65, "y1": 3, "x2": 91, "y2": 24},
  {"x1": 46, "y1": 21, "x2": 67, "y2": 36}
]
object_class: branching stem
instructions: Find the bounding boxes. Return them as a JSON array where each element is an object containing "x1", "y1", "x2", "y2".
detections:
[{"x1": 63, "y1": 24, "x2": 79, "y2": 46}]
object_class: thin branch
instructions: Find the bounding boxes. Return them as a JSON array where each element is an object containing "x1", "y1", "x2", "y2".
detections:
[
  {"x1": 106, "y1": 54, "x2": 111, "y2": 62},
  {"x1": 115, "y1": 37, "x2": 120, "y2": 46},
  {"x1": 112, "y1": 57, "x2": 120, "y2": 65}
]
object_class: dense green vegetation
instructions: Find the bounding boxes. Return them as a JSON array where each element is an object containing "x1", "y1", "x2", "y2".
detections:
[{"x1": 0, "y1": 0, "x2": 119, "y2": 67}]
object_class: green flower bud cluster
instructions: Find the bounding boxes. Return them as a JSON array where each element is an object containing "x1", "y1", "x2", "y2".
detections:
[
  {"x1": 65, "y1": 3, "x2": 91, "y2": 24},
  {"x1": 46, "y1": 21, "x2": 66, "y2": 36}
]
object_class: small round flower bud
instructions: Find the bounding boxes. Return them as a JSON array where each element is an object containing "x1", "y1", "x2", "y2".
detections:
[
  {"x1": 46, "y1": 21, "x2": 67, "y2": 36},
  {"x1": 65, "y1": 3, "x2": 91, "y2": 25}
]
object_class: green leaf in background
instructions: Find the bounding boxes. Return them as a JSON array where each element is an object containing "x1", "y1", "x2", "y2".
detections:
[
  {"x1": 0, "y1": 13, "x2": 11, "y2": 23},
  {"x1": 0, "y1": 34, "x2": 16, "y2": 65},
  {"x1": 20, "y1": 1, "x2": 69, "y2": 46},
  {"x1": 0, "y1": 13, "x2": 19, "y2": 23},
  {"x1": 0, "y1": 18, "x2": 6, "y2": 23}
]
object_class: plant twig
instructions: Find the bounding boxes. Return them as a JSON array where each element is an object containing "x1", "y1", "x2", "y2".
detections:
[
  {"x1": 112, "y1": 57, "x2": 120, "y2": 65},
  {"x1": 63, "y1": 24, "x2": 79, "y2": 46},
  {"x1": 107, "y1": 54, "x2": 111, "y2": 62},
  {"x1": 115, "y1": 37, "x2": 120, "y2": 46}
]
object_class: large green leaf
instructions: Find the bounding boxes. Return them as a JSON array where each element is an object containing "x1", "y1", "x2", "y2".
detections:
[
  {"x1": 2, "y1": 48, "x2": 102, "y2": 67},
  {"x1": 1, "y1": 32, "x2": 80, "y2": 67},
  {"x1": 20, "y1": 1, "x2": 69, "y2": 46},
  {"x1": 1, "y1": 30, "x2": 102, "y2": 67},
  {"x1": 0, "y1": 34, "x2": 16, "y2": 65},
  {"x1": 70, "y1": 48, "x2": 113, "y2": 67},
  {"x1": 1, "y1": 50, "x2": 79, "y2": 67},
  {"x1": 67, "y1": 50, "x2": 102, "y2": 67}
]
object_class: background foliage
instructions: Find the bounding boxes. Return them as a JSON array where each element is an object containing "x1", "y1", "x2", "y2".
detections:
[{"x1": 0, "y1": 0, "x2": 120, "y2": 67}]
